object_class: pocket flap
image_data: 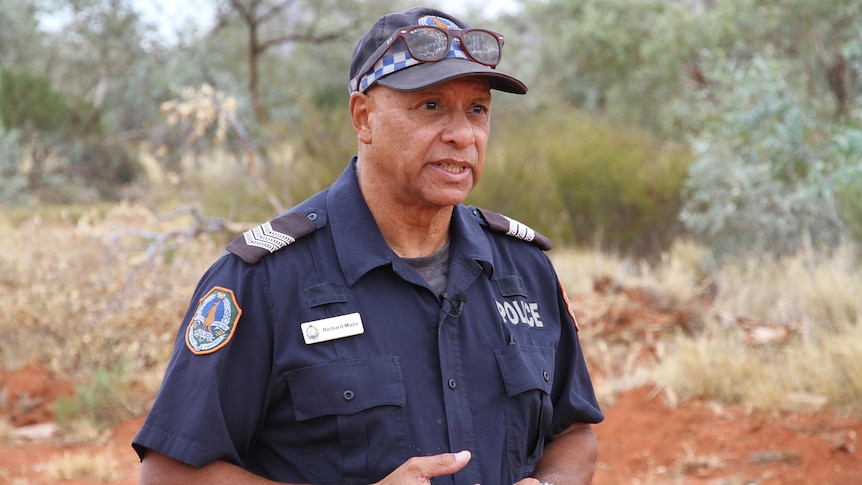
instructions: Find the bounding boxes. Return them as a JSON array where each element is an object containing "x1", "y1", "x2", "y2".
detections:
[
  {"x1": 495, "y1": 345, "x2": 554, "y2": 397},
  {"x1": 286, "y1": 356, "x2": 406, "y2": 421}
]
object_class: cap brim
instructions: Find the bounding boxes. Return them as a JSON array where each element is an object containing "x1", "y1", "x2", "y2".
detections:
[{"x1": 376, "y1": 59, "x2": 527, "y2": 94}]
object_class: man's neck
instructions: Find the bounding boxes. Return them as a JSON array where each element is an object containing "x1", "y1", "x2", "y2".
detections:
[
  {"x1": 368, "y1": 202, "x2": 453, "y2": 258},
  {"x1": 355, "y1": 156, "x2": 455, "y2": 258}
]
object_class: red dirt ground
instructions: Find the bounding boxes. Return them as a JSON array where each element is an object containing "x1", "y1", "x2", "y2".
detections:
[
  {"x1": 2, "y1": 371, "x2": 859, "y2": 484},
  {"x1": 2, "y1": 280, "x2": 860, "y2": 484}
]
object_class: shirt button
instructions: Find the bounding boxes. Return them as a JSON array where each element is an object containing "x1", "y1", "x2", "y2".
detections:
[
  {"x1": 343, "y1": 390, "x2": 355, "y2": 401},
  {"x1": 543, "y1": 371, "x2": 550, "y2": 382},
  {"x1": 448, "y1": 378, "x2": 457, "y2": 389}
]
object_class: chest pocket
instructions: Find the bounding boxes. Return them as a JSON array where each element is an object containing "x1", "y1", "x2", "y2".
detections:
[
  {"x1": 285, "y1": 356, "x2": 410, "y2": 484},
  {"x1": 495, "y1": 344, "x2": 555, "y2": 478}
]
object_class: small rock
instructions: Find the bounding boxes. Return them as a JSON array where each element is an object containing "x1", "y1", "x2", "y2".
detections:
[{"x1": 9, "y1": 422, "x2": 58, "y2": 440}]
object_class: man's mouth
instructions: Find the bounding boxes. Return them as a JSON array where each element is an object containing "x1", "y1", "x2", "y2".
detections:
[{"x1": 437, "y1": 163, "x2": 467, "y2": 174}]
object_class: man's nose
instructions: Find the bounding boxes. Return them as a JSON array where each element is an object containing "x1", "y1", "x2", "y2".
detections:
[{"x1": 442, "y1": 111, "x2": 477, "y2": 147}]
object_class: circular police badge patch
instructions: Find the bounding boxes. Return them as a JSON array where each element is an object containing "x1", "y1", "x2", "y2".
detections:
[
  {"x1": 417, "y1": 15, "x2": 458, "y2": 30},
  {"x1": 185, "y1": 286, "x2": 242, "y2": 355}
]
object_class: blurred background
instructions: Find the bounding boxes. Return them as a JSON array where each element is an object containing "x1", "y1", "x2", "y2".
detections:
[
  {"x1": 1, "y1": 1, "x2": 861, "y2": 483},
  {"x1": 2, "y1": 0, "x2": 859, "y2": 261}
]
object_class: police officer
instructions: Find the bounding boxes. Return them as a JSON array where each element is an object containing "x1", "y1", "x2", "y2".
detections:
[{"x1": 134, "y1": 6, "x2": 603, "y2": 485}]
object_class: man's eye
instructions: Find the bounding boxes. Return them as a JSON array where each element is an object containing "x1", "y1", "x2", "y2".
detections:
[
  {"x1": 423, "y1": 101, "x2": 438, "y2": 110},
  {"x1": 471, "y1": 105, "x2": 488, "y2": 114}
]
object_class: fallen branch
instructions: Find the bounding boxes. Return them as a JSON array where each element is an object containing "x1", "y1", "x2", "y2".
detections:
[{"x1": 99, "y1": 206, "x2": 255, "y2": 315}]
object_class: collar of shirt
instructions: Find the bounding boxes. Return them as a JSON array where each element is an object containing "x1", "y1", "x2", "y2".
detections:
[{"x1": 326, "y1": 157, "x2": 495, "y2": 287}]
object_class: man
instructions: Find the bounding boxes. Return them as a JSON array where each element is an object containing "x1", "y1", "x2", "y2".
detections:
[{"x1": 134, "y1": 6, "x2": 603, "y2": 485}]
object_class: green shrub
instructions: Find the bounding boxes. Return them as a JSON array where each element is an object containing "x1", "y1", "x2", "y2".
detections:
[
  {"x1": 0, "y1": 68, "x2": 71, "y2": 134},
  {"x1": 474, "y1": 106, "x2": 691, "y2": 260},
  {"x1": 680, "y1": 53, "x2": 851, "y2": 259},
  {"x1": 0, "y1": 127, "x2": 25, "y2": 203},
  {"x1": 0, "y1": 68, "x2": 142, "y2": 204},
  {"x1": 53, "y1": 360, "x2": 135, "y2": 428},
  {"x1": 831, "y1": 123, "x2": 862, "y2": 244}
]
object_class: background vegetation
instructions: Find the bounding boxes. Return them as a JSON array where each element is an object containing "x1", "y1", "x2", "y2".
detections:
[{"x1": 1, "y1": 0, "x2": 861, "y2": 429}]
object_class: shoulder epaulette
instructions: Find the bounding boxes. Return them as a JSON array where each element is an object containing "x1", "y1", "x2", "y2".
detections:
[
  {"x1": 475, "y1": 208, "x2": 553, "y2": 251},
  {"x1": 226, "y1": 211, "x2": 319, "y2": 264}
]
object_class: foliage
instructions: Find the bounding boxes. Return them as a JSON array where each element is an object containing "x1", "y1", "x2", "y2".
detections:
[
  {"x1": 287, "y1": 102, "x2": 358, "y2": 201},
  {"x1": 701, "y1": 0, "x2": 862, "y2": 118},
  {"x1": 0, "y1": 127, "x2": 26, "y2": 203},
  {"x1": 52, "y1": 359, "x2": 137, "y2": 428},
  {"x1": 511, "y1": 0, "x2": 691, "y2": 133},
  {"x1": 0, "y1": 69, "x2": 71, "y2": 134},
  {"x1": 0, "y1": 0, "x2": 47, "y2": 68},
  {"x1": 1, "y1": 0, "x2": 860, "y2": 258},
  {"x1": 511, "y1": 0, "x2": 862, "y2": 137},
  {"x1": 474, "y1": 106, "x2": 691, "y2": 259},
  {"x1": 831, "y1": 122, "x2": 862, "y2": 243},
  {"x1": 679, "y1": 53, "x2": 852, "y2": 258},
  {"x1": 0, "y1": 67, "x2": 141, "y2": 203}
]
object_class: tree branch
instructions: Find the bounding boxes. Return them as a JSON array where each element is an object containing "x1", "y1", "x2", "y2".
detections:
[
  {"x1": 256, "y1": 29, "x2": 345, "y2": 53},
  {"x1": 228, "y1": 0, "x2": 254, "y2": 23},
  {"x1": 100, "y1": 207, "x2": 255, "y2": 316},
  {"x1": 257, "y1": 0, "x2": 296, "y2": 24}
]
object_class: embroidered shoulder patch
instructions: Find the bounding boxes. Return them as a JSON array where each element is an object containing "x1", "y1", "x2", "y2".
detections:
[
  {"x1": 558, "y1": 277, "x2": 580, "y2": 332},
  {"x1": 476, "y1": 208, "x2": 553, "y2": 250},
  {"x1": 186, "y1": 286, "x2": 242, "y2": 355}
]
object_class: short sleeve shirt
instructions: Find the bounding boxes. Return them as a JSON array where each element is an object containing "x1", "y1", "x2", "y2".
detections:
[{"x1": 133, "y1": 158, "x2": 603, "y2": 485}]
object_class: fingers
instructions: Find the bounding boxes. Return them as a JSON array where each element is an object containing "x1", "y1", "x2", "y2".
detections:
[
  {"x1": 376, "y1": 450, "x2": 472, "y2": 484},
  {"x1": 426, "y1": 450, "x2": 472, "y2": 476}
]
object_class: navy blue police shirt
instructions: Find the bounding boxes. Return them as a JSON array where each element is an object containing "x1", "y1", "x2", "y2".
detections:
[{"x1": 133, "y1": 157, "x2": 603, "y2": 485}]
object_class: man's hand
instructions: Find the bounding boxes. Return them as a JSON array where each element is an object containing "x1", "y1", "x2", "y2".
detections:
[
  {"x1": 513, "y1": 479, "x2": 543, "y2": 485},
  {"x1": 372, "y1": 450, "x2": 473, "y2": 484}
]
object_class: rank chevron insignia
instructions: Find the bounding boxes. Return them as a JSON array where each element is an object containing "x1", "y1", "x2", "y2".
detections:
[
  {"x1": 227, "y1": 211, "x2": 319, "y2": 264},
  {"x1": 476, "y1": 208, "x2": 553, "y2": 251},
  {"x1": 244, "y1": 221, "x2": 295, "y2": 252}
]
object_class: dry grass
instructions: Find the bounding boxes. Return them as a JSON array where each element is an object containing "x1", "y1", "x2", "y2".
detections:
[
  {"x1": 711, "y1": 243, "x2": 860, "y2": 334},
  {"x1": 44, "y1": 449, "x2": 119, "y2": 482},
  {"x1": 0, "y1": 203, "x2": 220, "y2": 372},
  {"x1": 0, "y1": 204, "x2": 224, "y2": 428},
  {"x1": 652, "y1": 243, "x2": 862, "y2": 413},
  {"x1": 550, "y1": 240, "x2": 862, "y2": 414},
  {"x1": 2, "y1": 203, "x2": 861, "y2": 429},
  {"x1": 649, "y1": 322, "x2": 862, "y2": 413}
]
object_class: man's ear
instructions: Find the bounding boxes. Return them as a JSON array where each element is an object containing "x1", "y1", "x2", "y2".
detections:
[{"x1": 349, "y1": 91, "x2": 373, "y2": 144}]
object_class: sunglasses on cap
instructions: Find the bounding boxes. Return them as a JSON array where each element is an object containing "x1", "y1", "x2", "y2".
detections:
[{"x1": 350, "y1": 25, "x2": 505, "y2": 93}]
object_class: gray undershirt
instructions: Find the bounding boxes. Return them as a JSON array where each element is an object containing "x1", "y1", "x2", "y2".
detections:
[{"x1": 402, "y1": 243, "x2": 450, "y2": 296}]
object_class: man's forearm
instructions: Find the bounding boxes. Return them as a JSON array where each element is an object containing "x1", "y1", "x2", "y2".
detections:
[
  {"x1": 140, "y1": 450, "x2": 293, "y2": 485},
  {"x1": 531, "y1": 423, "x2": 598, "y2": 485}
]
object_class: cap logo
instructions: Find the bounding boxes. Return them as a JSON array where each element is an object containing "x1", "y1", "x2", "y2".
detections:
[{"x1": 417, "y1": 15, "x2": 458, "y2": 29}]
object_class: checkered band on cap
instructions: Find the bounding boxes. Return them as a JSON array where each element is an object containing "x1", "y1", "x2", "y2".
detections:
[{"x1": 350, "y1": 41, "x2": 471, "y2": 94}]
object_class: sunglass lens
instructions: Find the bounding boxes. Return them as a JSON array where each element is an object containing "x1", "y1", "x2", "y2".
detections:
[
  {"x1": 407, "y1": 27, "x2": 449, "y2": 61},
  {"x1": 463, "y1": 31, "x2": 501, "y2": 65}
]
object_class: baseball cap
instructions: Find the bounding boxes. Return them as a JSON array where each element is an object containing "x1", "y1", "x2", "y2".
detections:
[{"x1": 349, "y1": 7, "x2": 527, "y2": 95}]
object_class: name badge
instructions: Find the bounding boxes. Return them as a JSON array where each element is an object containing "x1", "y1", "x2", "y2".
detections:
[{"x1": 301, "y1": 312, "x2": 364, "y2": 344}]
